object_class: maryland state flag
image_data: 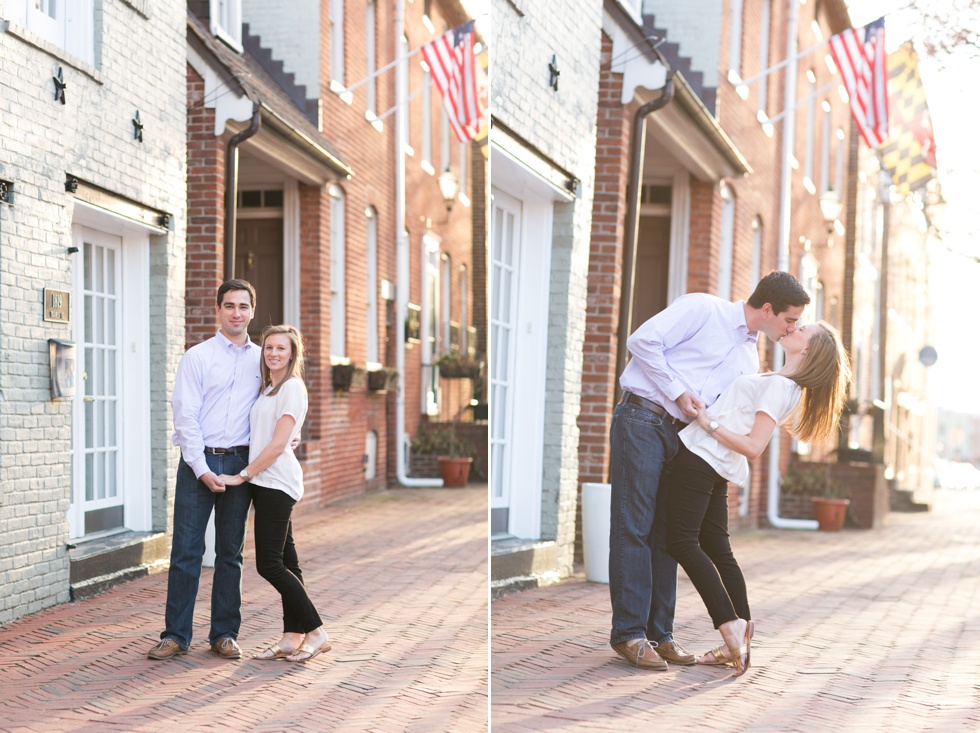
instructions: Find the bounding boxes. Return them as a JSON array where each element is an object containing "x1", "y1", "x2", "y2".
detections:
[{"x1": 878, "y1": 42, "x2": 936, "y2": 195}]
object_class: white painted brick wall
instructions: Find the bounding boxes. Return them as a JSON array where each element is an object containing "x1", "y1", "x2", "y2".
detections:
[
  {"x1": 492, "y1": 0, "x2": 601, "y2": 577},
  {"x1": 242, "y1": 0, "x2": 321, "y2": 99},
  {"x1": 643, "y1": 0, "x2": 723, "y2": 87},
  {"x1": 0, "y1": 0, "x2": 187, "y2": 624}
]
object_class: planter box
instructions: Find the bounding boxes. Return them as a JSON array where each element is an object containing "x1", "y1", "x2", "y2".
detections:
[
  {"x1": 331, "y1": 363, "x2": 362, "y2": 391},
  {"x1": 438, "y1": 360, "x2": 481, "y2": 379},
  {"x1": 367, "y1": 367, "x2": 397, "y2": 392}
]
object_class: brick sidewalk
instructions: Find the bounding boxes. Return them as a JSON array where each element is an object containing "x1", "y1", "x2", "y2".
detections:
[
  {"x1": 491, "y1": 490, "x2": 980, "y2": 732},
  {"x1": 0, "y1": 486, "x2": 488, "y2": 733}
]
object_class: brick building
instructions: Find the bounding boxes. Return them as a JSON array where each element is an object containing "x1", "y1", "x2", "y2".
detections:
[
  {"x1": 185, "y1": 0, "x2": 482, "y2": 507},
  {"x1": 0, "y1": 0, "x2": 187, "y2": 623}
]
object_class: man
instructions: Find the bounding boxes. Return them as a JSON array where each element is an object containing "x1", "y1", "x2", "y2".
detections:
[
  {"x1": 609, "y1": 271, "x2": 810, "y2": 670},
  {"x1": 147, "y1": 279, "x2": 262, "y2": 660}
]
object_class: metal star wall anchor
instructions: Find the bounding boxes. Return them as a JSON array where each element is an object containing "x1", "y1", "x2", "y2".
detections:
[
  {"x1": 132, "y1": 111, "x2": 144, "y2": 142},
  {"x1": 548, "y1": 54, "x2": 560, "y2": 92},
  {"x1": 53, "y1": 67, "x2": 67, "y2": 104}
]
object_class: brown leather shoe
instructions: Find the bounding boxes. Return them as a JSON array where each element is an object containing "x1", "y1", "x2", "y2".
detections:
[
  {"x1": 147, "y1": 638, "x2": 187, "y2": 660},
  {"x1": 611, "y1": 639, "x2": 668, "y2": 670},
  {"x1": 210, "y1": 637, "x2": 243, "y2": 659},
  {"x1": 655, "y1": 639, "x2": 696, "y2": 666}
]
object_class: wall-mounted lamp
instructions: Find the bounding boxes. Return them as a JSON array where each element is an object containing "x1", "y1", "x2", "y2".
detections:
[
  {"x1": 67, "y1": 246, "x2": 79, "y2": 254},
  {"x1": 548, "y1": 54, "x2": 560, "y2": 92},
  {"x1": 157, "y1": 213, "x2": 171, "y2": 228},
  {"x1": 819, "y1": 189, "x2": 842, "y2": 238},
  {"x1": 0, "y1": 180, "x2": 12, "y2": 205},
  {"x1": 65, "y1": 177, "x2": 79, "y2": 194},
  {"x1": 437, "y1": 167, "x2": 460, "y2": 218}
]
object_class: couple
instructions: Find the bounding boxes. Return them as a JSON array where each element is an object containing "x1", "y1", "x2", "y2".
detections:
[
  {"x1": 610, "y1": 271, "x2": 850, "y2": 677},
  {"x1": 147, "y1": 280, "x2": 330, "y2": 663}
]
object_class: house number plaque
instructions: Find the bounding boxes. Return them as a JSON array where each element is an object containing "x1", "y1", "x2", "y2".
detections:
[{"x1": 43, "y1": 288, "x2": 70, "y2": 324}]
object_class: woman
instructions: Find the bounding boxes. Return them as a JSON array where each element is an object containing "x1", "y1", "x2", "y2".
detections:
[
  {"x1": 219, "y1": 325, "x2": 331, "y2": 663},
  {"x1": 664, "y1": 321, "x2": 850, "y2": 677}
]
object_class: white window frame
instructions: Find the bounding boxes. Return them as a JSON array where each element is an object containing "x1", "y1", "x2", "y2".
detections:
[
  {"x1": 718, "y1": 184, "x2": 735, "y2": 301},
  {"x1": 401, "y1": 34, "x2": 413, "y2": 155},
  {"x1": 329, "y1": 185, "x2": 347, "y2": 359},
  {"x1": 421, "y1": 234, "x2": 441, "y2": 415},
  {"x1": 366, "y1": 207, "x2": 380, "y2": 364},
  {"x1": 750, "y1": 216, "x2": 763, "y2": 287},
  {"x1": 211, "y1": 0, "x2": 243, "y2": 53},
  {"x1": 441, "y1": 107, "x2": 452, "y2": 174},
  {"x1": 330, "y1": 0, "x2": 345, "y2": 87},
  {"x1": 835, "y1": 130, "x2": 846, "y2": 195},
  {"x1": 365, "y1": 0, "x2": 377, "y2": 118},
  {"x1": 421, "y1": 71, "x2": 433, "y2": 173},
  {"x1": 728, "y1": 0, "x2": 744, "y2": 78},
  {"x1": 758, "y1": 0, "x2": 771, "y2": 118},
  {"x1": 458, "y1": 142, "x2": 469, "y2": 206},
  {"x1": 820, "y1": 103, "x2": 832, "y2": 195},
  {"x1": 804, "y1": 74, "x2": 816, "y2": 190},
  {"x1": 459, "y1": 265, "x2": 469, "y2": 358},
  {"x1": 8, "y1": 0, "x2": 94, "y2": 66}
]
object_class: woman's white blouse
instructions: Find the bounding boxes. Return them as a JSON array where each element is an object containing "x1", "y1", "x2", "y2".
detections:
[
  {"x1": 248, "y1": 377, "x2": 308, "y2": 501},
  {"x1": 679, "y1": 373, "x2": 801, "y2": 485}
]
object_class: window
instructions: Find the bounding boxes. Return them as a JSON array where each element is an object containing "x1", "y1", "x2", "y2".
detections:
[
  {"x1": 458, "y1": 142, "x2": 468, "y2": 204},
  {"x1": 421, "y1": 71, "x2": 433, "y2": 171},
  {"x1": 441, "y1": 108, "x2": 452, "y2": 174},
  {"x1": 718, "y1": 185, "x2": 735, "y2": 300},
  {"x1": 365, "y1": 0, "x2": 376, "y2": 117},
  {"x1": 728, "y1": 0, "x2": 744, "y2": 78},
  {"x1": 366, "y1": 207, "x2": 379, "y2": 364},
  {"x1": 835, "y1": 128, "x2": 846, "y2": 195},
  {"x1": 820, "y1": 103, "x2": 832, "y2": 195},
  {"x1": 329, "y1": 185, "x2": 347, "y2": 358},
  {"x1": 803, "y1": 72, "x2": 817, "y2": 193},
  {"x1": 459, "y1": 265, "x2": 469, "y2": 359},
  {"x1": 330, "y1": 0, "x2": 345, "y2": 87},
  {"x1": 6, "y1": 0, "x2": 94, "y2": 65},
  {"x1": 757, "y1": 0, "x2": 771, "y2": 118},
  {"x1": 750, "y1": 216, "x2": 763, "y2": 287},
  {"x1": 212, "y1": 0, "x2": 242, "y2": 51},
  {"x1": 441, "y1": 254, "x2": 452, "y2": 355}
]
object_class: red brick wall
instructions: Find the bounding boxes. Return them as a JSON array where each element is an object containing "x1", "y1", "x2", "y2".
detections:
[
  {"x1": 577, "y1": 32, "x2": 629, "y2": 489},
  {"x1": 185, "y1": 64, "x2": 225, "y2": 350}
]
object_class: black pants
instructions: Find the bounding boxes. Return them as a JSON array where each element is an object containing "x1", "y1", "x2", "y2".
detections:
[
  {"x1": 664, "y1": 442, "x2": 751, "y2": 629},
  {"x1": 252, "y1": 485, "x2": 323, "y2": 634}
]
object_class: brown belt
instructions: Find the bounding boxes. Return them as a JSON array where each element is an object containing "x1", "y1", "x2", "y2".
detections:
[{"x1": 620, "y1": 392, "x2": 689, "y2": 428}]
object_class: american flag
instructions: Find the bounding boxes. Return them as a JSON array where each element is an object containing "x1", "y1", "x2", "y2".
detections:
[
  {"x1": 421, "y1": 20, "x2": 486, "y2": 142},
  {"x1": 829, "y1": 17, "x2": 889, "y2": 147}
]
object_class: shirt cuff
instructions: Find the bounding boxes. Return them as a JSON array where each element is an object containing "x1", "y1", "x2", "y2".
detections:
[
  {"x1": 188, "y1": 456, "x2": 210, "y2": 479},
  {"x1": 663, "y1": 380, "x2": 687, "y2": 402}
]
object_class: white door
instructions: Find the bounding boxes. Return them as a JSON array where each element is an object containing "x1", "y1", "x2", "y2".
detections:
[
  {"x1": 71, "y1": 230, "x2": 123, "y2": 536},
  {"x1": 490, "y1": 191, "x2": 521, "y2": 534}
]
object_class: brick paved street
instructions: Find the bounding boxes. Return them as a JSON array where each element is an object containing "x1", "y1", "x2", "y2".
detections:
[
  {"x1": 491, "y1": 490, "x2": 980, "y2": 732},
  {"x1": 0, "y1": 486, "x2": 488, "y2": 733}
]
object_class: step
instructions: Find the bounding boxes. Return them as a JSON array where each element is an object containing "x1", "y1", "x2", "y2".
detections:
[{"x1": 69, "y1": 531, "x2": 169, "y2": 601}]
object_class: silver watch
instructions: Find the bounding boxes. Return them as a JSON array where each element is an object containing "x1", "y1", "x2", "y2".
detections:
[
  {"x1": 707, "y1": 420, "x2": 720, "y2": 435},
  {"x1": 239, "y1": 468, "x2": 250, "y2": 480}
]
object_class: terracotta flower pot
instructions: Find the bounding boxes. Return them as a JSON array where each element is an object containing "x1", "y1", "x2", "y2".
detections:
[
  {"x1": 811, "y1": 498, "x2": 850, "y2": 531},
  {"x1": 438, "y1": 456, "x2": 472, "y2": 488}
]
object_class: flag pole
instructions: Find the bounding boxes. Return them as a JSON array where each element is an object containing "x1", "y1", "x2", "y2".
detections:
[
  {"x1": 730, "y1": 38, "x2": 829, "y2": 89},
  {"x1": 763, "y1": 79, "x2": 838, "y2": 126}
]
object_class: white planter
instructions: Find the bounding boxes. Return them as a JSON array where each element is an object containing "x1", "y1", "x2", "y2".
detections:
[{"x1": 582, "y1": 482, "x2": 611, "y2": 584}]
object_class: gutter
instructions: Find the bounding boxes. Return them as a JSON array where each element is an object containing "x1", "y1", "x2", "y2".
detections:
[
  {"x1": 259, "y1": 102, "x2": 353, "y2": 179},
  {"x1": 224, "y1": 102, "x2": 261, "y2": 281}
]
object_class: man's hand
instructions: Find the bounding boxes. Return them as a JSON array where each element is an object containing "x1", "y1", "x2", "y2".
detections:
[
  {"x1": 290, "y1": 434, "x2": 301, "y2": 451},
  {"x1": 201, "y1": 472, "x2": 225, "y2": 493},
  {"x1": 217, "y1": 474, "x2": 245, "y2": 487},
  {"x1": 676, "y1": 391, "x2": 705, "y2": 418}
]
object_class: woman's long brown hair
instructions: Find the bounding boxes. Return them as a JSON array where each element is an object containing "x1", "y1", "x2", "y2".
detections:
[{"x1": 785, "y1": 321, "x2": 851, "y2": 444}]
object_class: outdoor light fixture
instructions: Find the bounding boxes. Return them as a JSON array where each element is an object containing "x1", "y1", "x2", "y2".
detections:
[
  {"x1": 65, "y1": 177, "x2": 78, "y2": 194},
  {"x1": 819, "y1": 189, "x2": 842, "y2": 235},
  {"x1": 437, "y1": 167, "x2": 459, "y2": 217}
]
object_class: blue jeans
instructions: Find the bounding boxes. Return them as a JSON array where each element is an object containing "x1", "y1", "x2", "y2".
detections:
[
  {"x1": 161, "y1": 454, "x2": 252, "y2": 649},
  {"x1": 609, "y1": 400, "x2": 681, "y2": 646}
]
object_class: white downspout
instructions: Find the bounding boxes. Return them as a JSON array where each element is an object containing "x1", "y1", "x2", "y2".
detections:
[
  {"x1": 395, "y1": 0, "x2": 442, "y2": 487},
  {"x1": 769, "y1": 0, "x2": 816, "y2": 529}
]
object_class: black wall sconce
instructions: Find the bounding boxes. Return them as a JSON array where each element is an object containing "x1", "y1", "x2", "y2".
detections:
[
  {"x1": 157, "y1": 213, "x2": 170, "y2": 228},
  {"x1": 0, "y1": 180, "x2": 12, "y2": 205},
  {"x1": 65, "y1": 177, "x2": 79, "y2": 193},
  {"x1": 53, "y1": 67, "x2": 67, "y2": 104},
  {"x1": 132, "y1": 111, "x2": 144, "y2": 142}
]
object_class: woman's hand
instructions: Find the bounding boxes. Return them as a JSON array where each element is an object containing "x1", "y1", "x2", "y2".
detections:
[
  {"x1": 694, "y1": 407, "x2": 712, "y2": 431},
  {"x1": 218, "y1": 474, "x2": 245, "y2": 487}
]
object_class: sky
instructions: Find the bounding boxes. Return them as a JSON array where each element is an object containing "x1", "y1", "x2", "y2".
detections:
[{"x1": 846, "y1": 0, "x2": 980, "y2": 414}]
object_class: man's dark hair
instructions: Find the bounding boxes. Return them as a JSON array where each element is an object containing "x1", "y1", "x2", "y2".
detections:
[
  {"x1": 746, "y1": 271, "x2": 810, "y2": 315},
  {"x1": 216, "y1": 279, "x2": 256, "y2": 308}
]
